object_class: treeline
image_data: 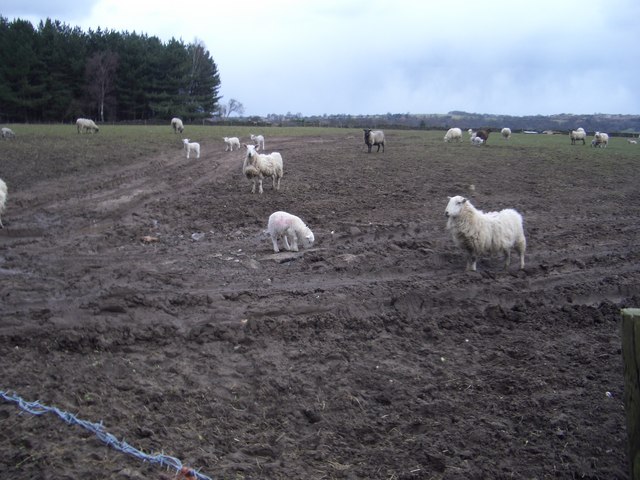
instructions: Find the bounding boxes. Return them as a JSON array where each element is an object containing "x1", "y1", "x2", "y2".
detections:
[{"x1": 0, "y1": 17, "x2": 221, "y2": 123}]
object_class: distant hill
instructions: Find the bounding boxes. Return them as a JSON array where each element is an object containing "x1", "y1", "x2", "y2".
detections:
[{"x1": 262, "y1": 112, "x2": 640, "y2": 135}]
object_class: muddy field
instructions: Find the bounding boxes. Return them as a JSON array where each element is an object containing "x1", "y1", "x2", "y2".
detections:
[{"x1": 0, "y1": 128, "x2": 638, "y2": 479}]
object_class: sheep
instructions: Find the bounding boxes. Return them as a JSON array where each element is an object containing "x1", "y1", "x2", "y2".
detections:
[
  {"x1": 501, "y1": 127, "x2": 512, "y2": 139},
  {"x1": 1, "y1": 127, "x2": 15, "y2": 139},
  {"x1": 570, "y1": 128, "x2": 586, "y2": 145},
  {"x1": 76, "y1": 118, "x2": 99, "y2": 134},
  {"x1": 250, "y1": 134, "x2": 265, "y2": 151},
  {"x1": 444, "y1": 128, "x2": 463, "y2": 143},
  {"x1": 242, "y1": 144, "x2": 283, "y2": 194},
  {"x1": 471, "y1": 136, "x2": 484, "y2": 146},
  {"x1": 363, "y1": 129, "x2": 385, "y2": 153},
  {"x1": 445, "y1": 195, "x2": 526, "y2": 272},
  {"x1": 0, "y1": 178, "x2": 6, "y2": 228},
  {"x1": 468, "y1": 128, "x2": 476, "y2": 139},
  {"x1": 267, "y1": 211, "x2": 315, "y2": 253},
  {"x1": 182, "y1": 138, "x2": 200, "y2": 159},
  {"x1": 474, "y1": 129, "x2": 491, "y2": 144},
  {"x1": 171, "y1": 117, "x2": 184, "y2": 133},
  {"x1": 592, "y1": 131, "x2": 609, "y2": 148},
  {"x1": 627, "y1": 139, "x2": 637, "y2": 144},
  {"x1": 224, "y1": 136, "x2": 240, "y2": 151}
]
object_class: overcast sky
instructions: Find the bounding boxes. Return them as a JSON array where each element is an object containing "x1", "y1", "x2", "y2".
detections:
[{"x1": 2, "y1": 0, "x2": 639, "y2": 117}]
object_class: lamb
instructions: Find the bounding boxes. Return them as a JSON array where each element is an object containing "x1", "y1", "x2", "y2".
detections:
[
  {"x1": 267, "y1": 211, "x2": 315, "y2": 253},
  {"x1": 501, "y1": 127, "x2": 512, "y2": 139},
  {"x1": 592, "y1": 131, "x2": 609, "y2": 148},
  {"x1": 468, "y1": 128, "x2": 476, "y2": 138},
  {"x1": 76, "y1": 118, "x2": 99, "y2": 134},
  {"x1": 474, "y1": 129, "x2": 490, "y2": 144},
  {"x1": 171, "y1": 117, "x2": 184, "y2": 133},
  {"x1": 471, "y1": 136, "x2": 484, "y2": 146},
  {"x1": 182, "y1": 138, "x2": 200, "y2": 159},
  {"x1": 445, "y1": 195, "x2": 526, "y2": 272},
  {"x1": 250, "y1": 134, "x2": 265, "y2": 150},
  {"x1": 0, "y1": 178, "x2": 7, "y2": 228},
  {"x1": 363, "y1": 129, "x2": 385, "y2": 153},
  {"x1": 243, "y1": 144, "x2": 283, "y2": 194},
  {"x1": 224, "y1": 136, "x2": 240, "y2": 151},
  {"x1": 444, "y1": 127, "x2": 463, "y2": 143},
  {"x1": 1, "y1": 127, "x2": 15, "y2": 139},
  {"x1": 570, "y1": 128, "x2": 586, "y2": 145}
]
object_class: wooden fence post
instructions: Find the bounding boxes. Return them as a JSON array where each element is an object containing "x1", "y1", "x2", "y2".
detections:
[{"x1": 622, "y1": 308, "x2": 640, "y2": 480}]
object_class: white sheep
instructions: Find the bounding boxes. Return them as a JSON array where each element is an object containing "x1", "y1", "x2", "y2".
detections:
[
  {"x1": 1, "y1": 127, "x2": 15, "y2": 139},
  {"x1": 243, "y1": 144, "x2": 283, "y2": 194},
  {"x1": 444, "y1": 128, "x2": 463, "y2": 143},
  {"x1": 570, "y1": 128, "x2": 586, "y2": 145},
  {"x1": 501, "y1": 127, "x2": 512, "y2": 139},
  {"x1": 250, "y1": 134, "x2": 265, "y2": 150},
  {"x1": 592, "y1": 131, "x2": 609, "y2": 148},
  {"x1": 471, "y1": 136, "x2": 484, "y2": 146},
  {"x1": 468, "y1": 128, "x2": 476, "y2": 139},
  {"x1": 182, "y1": 138, "x2": 200, "y2": 159},
  {"x1": 223, "y1": 136, "x2": 240, "y2": 151},
  {"x1": 0, "y1": 178, "x2": 7, "y2": 228},
  {"x1": 445, "y1": 195, "x2": 526, "y2": 272},
  {"x1": 363, "y1": 129, "x2": 385, "y2": 153},
  {"x1": 171, "y1": 117, "x2": 184, "y2": 133},
  {"x1": 267, "y1": 211, "x2": 315, "y2": 253},
  {"x1": 76, "y1": 118, "x2": 99, "y2": 134},
  {"x1": 627, "y1": 139, "x2": 637, "y2": 144}
]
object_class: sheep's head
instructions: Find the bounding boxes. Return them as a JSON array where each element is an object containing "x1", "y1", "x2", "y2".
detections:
[
  {"x1": 245, "y1": 144, "x2": 258, "y2": 159},
  {"x1": 303, "y1": 229, "x2": 315, "y2": 248},
  {"x1": 363, "y1": 129, "x2": 371, "y2": 143},
  {"x1": 445, "y1": 196, "x2": 468, "y2": 218}
]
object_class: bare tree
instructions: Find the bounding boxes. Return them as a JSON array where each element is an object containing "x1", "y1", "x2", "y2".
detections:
[
  {"x1": 85, "y1": 51, "x2": 118, "y2": 122},
  {"x1": 226, "y1": 98, "x2": 245, "y2": 117}
]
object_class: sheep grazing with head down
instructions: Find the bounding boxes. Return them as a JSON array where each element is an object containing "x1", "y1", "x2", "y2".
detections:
[
  {"x1": 445, "y1": 195, "x2": 526, "y2": 272},
  {"x1": 182, "y1": 139, "x2": 200, "y2": 159},
  {"x1": 570, "y1": 127, "x2": 586, "y2": 145},
  {"x1": 171, "y1": 117, "x2": 184, "y2": 133},
  {"x1": 76, "y1": 118, "x2": 99, "y2": 134},
  {"x1": 250, "y1": 134, "x2": 265, "y2": 150},
  {"x1": 267, "y1": 211, "x2": 314, "y2": 253},
  {"x1": 1, "y1": 127, "x2": 15, "y2": 139},
  {"x1": 471, "y1": 136, "x2": 484, "y2": 146},
  {"x1": 474, "y1": 129, "x2": 491, "y2": 144},
  {"x1": 243, "y1": 144, "x2": 283, "y2": 194},
  {"x1": 223, "y1": 136, "x2": 240, "y2": 151},
  {"x1": 501, "y1": 127, "x2": 512, "y2": 139},
  {"x1": 444, "y1": 127, "x2": 462, "y2": 143},
  {"x1": 0, "y1": 178, "x2": 7, "y2": 228},
  {"x1": 363, "y1": 129, "x2": 385, "y2": 153}
]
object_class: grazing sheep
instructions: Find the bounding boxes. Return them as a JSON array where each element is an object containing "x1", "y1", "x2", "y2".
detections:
[
  {"x1": 76, "y1": 118, "x2": 99, "y2": 134},
  {"x1": 243, "y1": 144, "x2": 283, "y2": 194},
  {"x1": 444, "y1": 128, "x2": 463, "y2": 143},
  {"x1": 475, "y1": 129, "x2": 491, "y2": 144},
  {"x1": 267, "y1": 211, "x2": 315, "y2": 253},
  {"x1": 592, "y1": 132, "x2": 609, "y2": 148},
  {"x1": 501, "y1": 127, "x2": 512, "y2": 139},
  {"x1": 471, "y1": 136, "x2": 484, "y2": 146},
  {"x1": 182, "y1": 138, "x2": 200, "y2": 159},
  {"x1": 627, "y1": 139, "x2": 637, "y2": 144},
  {"x1": 445, "y1": 195, "x2": 526, "y2": 272},
  {"x1": 570, "y1": 128, "x2": 586, "y2": 145},
  {"x1": 224, "y1": 136, "x2": 241, "y2": 151},
  {"x1": 0, "y1": 178, "x2": 6, "y2": 228},
  {"x1": 363, "y1": 129, "x2": 385, "y2": 153},
  {"x1": 171, "y1": 117, "x2": 184, "y2": 133},
  {"x1": 1, "y1": 127, "x2": 15, "y2": 139},
  {"x1": 250, "y1": 134, "x2": 265, "y2": 150}
]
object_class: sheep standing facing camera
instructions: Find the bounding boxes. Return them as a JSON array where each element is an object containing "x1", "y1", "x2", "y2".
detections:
[{"x1": 445, "y1": 195, "x2": 526, "y2": 272}]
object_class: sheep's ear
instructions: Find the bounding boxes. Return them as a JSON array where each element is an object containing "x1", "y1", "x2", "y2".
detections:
[{"x1": 462, "y1": 198, "x2": 468, "y2": 204}]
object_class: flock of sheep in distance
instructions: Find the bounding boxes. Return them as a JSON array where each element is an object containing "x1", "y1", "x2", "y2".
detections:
[{"x1": 0, "y1": 118, "x2": 634, "y2": 272}]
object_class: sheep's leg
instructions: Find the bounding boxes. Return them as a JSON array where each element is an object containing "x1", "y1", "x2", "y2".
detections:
[
  {"x1": 290, "y1": 234, "x2": 299, "y2": 252},
  {"x1": 250, "y1": 181, "x2": 256, "y2": 194},
  {"x1": 283, "y1": 235, "x2": 291, "y2": 251},
  {"x1": 258, "y1": 179, "x2": 264, "y2": 194},
  {"x1": 271, "y1": 235, "x2": 280, "y2": 253},
  {"x1": 467, "y1": 255, "x2": 477, "y2": 272},
  {"x1": 504, "y1": 250, "x2": 511, "y2": 270}
]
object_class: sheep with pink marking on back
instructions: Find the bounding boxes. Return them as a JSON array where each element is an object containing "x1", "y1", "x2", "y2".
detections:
[
  {"x1": 267, "y1": 211, "x2": 315, "y2": 253},
  {"x1": 243, "y1": 144, "x2": 283, "y2": 194},
  {"x1": 445, "y1": 195, "x2": 526, "y2": 272}
]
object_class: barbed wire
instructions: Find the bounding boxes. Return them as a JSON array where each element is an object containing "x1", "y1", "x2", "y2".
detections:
[{"x1": 0, "y1": 390, "x2": 213, "y2": 480}]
